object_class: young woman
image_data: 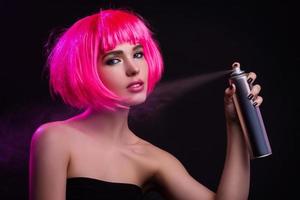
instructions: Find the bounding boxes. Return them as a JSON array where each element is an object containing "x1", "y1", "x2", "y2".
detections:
[{"x1": 29, "y1": 9, "x2": 263, "y2": 200}]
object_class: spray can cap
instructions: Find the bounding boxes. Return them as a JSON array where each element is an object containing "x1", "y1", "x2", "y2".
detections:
[{"x1": 231, "y1": 62, "x2": 245, "y2": 76}]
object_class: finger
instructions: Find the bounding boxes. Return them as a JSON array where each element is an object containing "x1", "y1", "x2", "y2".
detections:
[
  {"x1": 224, "y1": 83, "x2": 236, "y2": 104},
  {"x1": 252, "y1": 96, "x2": 263, "y2": 107},
  {"x1": 247, "y1": 72, "x2": 257, "y2": 85},
  {"x1": 247, "y1": 84, "x2": 261, "y2": 100}
]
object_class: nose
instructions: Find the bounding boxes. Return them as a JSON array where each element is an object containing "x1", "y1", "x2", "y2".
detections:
[{"x1": 125, "y1": 60, "x2": 140, "y2": 77}]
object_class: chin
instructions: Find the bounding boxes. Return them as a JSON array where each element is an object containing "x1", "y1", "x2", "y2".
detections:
[{"x1": 124, "y1": 93, "x2": 147, "y2": 106}]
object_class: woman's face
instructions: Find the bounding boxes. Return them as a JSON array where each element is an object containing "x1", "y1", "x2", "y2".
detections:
[{"x1": 98, "y1": 43, "x2": 148, "y2": 107}]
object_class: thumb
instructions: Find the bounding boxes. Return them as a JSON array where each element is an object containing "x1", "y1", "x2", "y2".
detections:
[{"x1": 225, "y1": 83, "x2": 236, "y2": 98}]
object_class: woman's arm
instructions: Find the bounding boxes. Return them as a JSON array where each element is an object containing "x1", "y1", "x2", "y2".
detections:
[
  {"x1": 215, "y1": 115, "x2": 250, "y2": 199},
  {"x1": 153, "y1": 72, "x2": 261, "y2": 200},
  {"x1": 29, "y1": 123, "x2": 70, "y2": 200},
  {"x1": 216, "y1": 72, "x2": 261, "y2": 199}
]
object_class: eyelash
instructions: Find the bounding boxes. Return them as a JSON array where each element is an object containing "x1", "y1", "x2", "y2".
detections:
[
  {"x1": 134, "y1": 51, "x2": 144, "y2": 58},
  {"x1": 105, "y1": 58, "x2": 120, "y2": 66},
  {"x1": 105, "y1": 51, "x2": 144, "y2": 66}
]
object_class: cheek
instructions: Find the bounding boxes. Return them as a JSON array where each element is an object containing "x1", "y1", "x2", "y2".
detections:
[
  {"x1": 141, "y1": 60, "x2": 149, "y2": 78},
  {"x1": 98, "y1": 68, "x2": 123, "y2": 92}
]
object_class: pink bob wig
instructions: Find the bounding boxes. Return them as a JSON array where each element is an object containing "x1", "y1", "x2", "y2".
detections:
[{"x1": 48, "y1": 9, "x2": 164, "y2": 111}]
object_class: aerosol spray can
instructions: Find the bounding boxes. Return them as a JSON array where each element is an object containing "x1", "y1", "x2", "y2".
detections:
[{"x1": 229, "y1": 62, "x2": 272, "y2": 159}]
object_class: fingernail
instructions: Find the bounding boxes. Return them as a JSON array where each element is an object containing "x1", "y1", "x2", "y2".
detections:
[
  {"x1": 253, "y1": 102, "x2": 258, "y2": 107},
  {"x1": 247, "y1": 78, "x2": 253, "y2": 84},
  {"x1": 248, "y1": 94, "x2": 254, "y2": 100}
]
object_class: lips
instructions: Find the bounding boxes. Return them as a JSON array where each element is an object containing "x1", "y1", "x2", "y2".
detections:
[{"x1": 127, "y1": 80, "x2": 144, "y2": 92}]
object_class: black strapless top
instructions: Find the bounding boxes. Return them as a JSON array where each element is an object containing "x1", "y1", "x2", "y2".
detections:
[{"x1": 66, "y1": 177, "x2": 143, "y2": 200}]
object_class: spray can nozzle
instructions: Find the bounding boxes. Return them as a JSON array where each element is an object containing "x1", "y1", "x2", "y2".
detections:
[
  {"x1": 232, "y1": 62, "x2": 240, "y2": 69},
  {"x1": 231, "y1": 62, "x2": 244, "y2": 76}
]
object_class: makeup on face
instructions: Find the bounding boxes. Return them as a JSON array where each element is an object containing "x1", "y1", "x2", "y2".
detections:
[
  {"x1": 126, "y1": 79, "x2": 145, "y2": 93},
  {"x1": 97, "y1": 43, "x2": 148, "y2": 107},
  {"x1": 102, "y1": 44, "x2": 144, "y2": 66}
]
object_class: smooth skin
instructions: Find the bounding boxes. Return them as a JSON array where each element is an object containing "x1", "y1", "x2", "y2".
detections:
[{"x1": 29, "y1": 43, "x2": 262, "y2": 200}]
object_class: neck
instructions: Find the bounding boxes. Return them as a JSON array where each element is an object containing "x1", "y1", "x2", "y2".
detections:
[{"x1": 69, "y1": 107, "x2": 134, "y2": 144}]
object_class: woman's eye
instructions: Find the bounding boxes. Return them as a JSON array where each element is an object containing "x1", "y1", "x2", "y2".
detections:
[
  {"x1": 105, "y1": 58, "x2": 120, "y2": 65},
  {"x1": 134, "y1": 51, "x2": 144, "y2": 59}
]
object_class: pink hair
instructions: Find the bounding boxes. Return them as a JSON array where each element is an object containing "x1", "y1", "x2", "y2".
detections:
[{"x1": 48, "y1": 9, "x2": 164, "y2": 111}]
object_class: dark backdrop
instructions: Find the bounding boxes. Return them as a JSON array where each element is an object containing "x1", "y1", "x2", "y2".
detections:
[{"x1": 0, "y1": 1, "x2": 297, "y2": 199}]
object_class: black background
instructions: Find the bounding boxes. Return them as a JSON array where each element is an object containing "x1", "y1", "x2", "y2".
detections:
[{"x1": 0, "y1": 0, "x2": 297, "y2": 199}]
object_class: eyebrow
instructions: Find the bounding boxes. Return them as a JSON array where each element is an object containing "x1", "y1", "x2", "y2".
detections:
[{"x1": 102, "y1": 44, "x2": 143, "y2": 59}]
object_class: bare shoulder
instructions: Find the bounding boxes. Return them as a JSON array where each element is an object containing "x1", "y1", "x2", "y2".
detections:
[
  {"x1": 30, "y1": 121, "x2": 72, "y2": 153},
  {"x1": 32, "y1": 121, "x2": 68, "y2": 140},
  {"x1": 136, "y1": 139, "x2": 183, "y2": 168},
  {"x1": 137, "y1": 140, "x2": 193, "y2": 190},
  {"x1": 139, "y1": 141, "x2": 216, "y2": 200},
  {"x1": 142, "y1": 140, "x2": 178, "y2": 160},
  {"x1": 29, "y1": 121, "x2": 71, "y2": 200}
]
